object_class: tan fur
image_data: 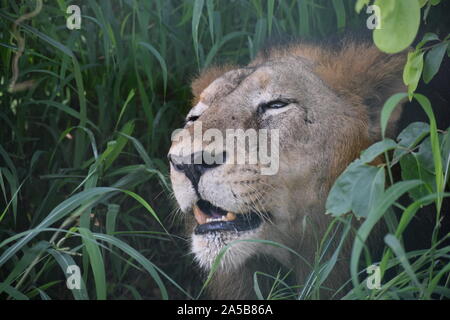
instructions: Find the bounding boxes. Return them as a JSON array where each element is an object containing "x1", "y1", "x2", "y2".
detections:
[
  {"x1": 191, "y1": 64, "x2": 238, "y2": 105},
  {"x1": 253, "y1": 41, "x2": 407, "y2": 139},
  {"x1": 169, "y1": 41, "x2": 407, "y2": 299}
]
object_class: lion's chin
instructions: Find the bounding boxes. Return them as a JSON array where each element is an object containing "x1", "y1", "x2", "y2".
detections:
[
  {"x1": 189, "y1": 199, "x2": 268, "y2": 270},
  {"x1": 191, "y1": 227, "x2": 263, "y2": 271}
]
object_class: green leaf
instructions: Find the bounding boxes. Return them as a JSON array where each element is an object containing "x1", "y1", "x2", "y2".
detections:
[
  {"x1": 138, "y1": 42, "x2": 168, "y2": 95},
  {"x1": 416, "y1": 32, "x2": 439, "y2": 49},
  {"x1": 119, "y1": 189, "x2": 167, "y2": 233},
  {"x1": 92, "y1": 233, "x2": 171, "y2": 299},
  {"x1": 48, "y1": 249, "x2": 89, "y2": 300},
  {"x1": 0, "y1": 283, "x2": 28, "y2": 300},
  {"x1": 204, "y1": 31, "x2": 248, "y2": 68},
  {"x1": 79, "y1": 228, "x2": 107, "y2": 300},
  {"x1": 380, "y1": 93, "x2": 408, "y2": 138},
  {"x1": 400, "y1": 153, "x2": 435, "y2": 201},
  {"x1": 206, "y1": 0, "x2": 215, "y2": 42},
  {"x1": 103, "y1": 121, "x2": 135, "y2": 171},
  {"x1": 267, "y1": 0, "x2": 275, "y2": 35},
  {"x1": 373, "y1": 0, "x2": 421, "y2": 53},
  {"x1": 192, "y1": 0, "x2": 205, "y2": 64},
  {"x1": 350, "y1": 180, "x2": 424, "y2": 293},
  {"x1": 115, "y1": 89, "x2": 136, "y2": 131},
  {"x1": 326, "y1": 161, "x2": 363, "y2": 216},
  {"x1": 355, "y1": 0, "x2": 371, "y2": 13},
  {"x1": 423, "y1": 42, "x2": 448, "y2": 83},
  {"x1": 0, "y1": 241, "x2": 50, "y2": 295},
  {"x1": 413, "y1": 94, "x2": 444, "y2": 211},
  {"x1": 417, "y1": 137, "x2": 436, "y2": 173},
  {"x1": 384, "y1": 234, "x2": 423, "y2": 290},
  {"x1": 393, "y1": 122, "x2": 430, "y2": 161},
  {"x1": 403, "y1": 50, "x2": 425, "y2": 99},
  {"x1": 327, "y1": 139, "x2": 398, "y2": 217},
  {"x1": 360, "y1": 139, "x2": 397, "y2": 163},
  {"x1": 352, "y1": 166, "x2": 386, "y2": 218},
  {"x1": 332, "y1": 0, "x2": 346, "y2": 30},
  {"x1": 418, "y1": 0, "x2": 428, "y2": 7},
  {"x1": 441, "y1": 127, "x2": 450, "y2": 187},
  {"x1": 106, "y1": 204, "x2": 120, "y2": 236},
  {"x1": 0, "y1": 187, "x2": 119, "y2": 268}
]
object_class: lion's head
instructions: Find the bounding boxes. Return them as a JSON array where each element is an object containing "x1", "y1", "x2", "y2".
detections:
[{"x1": 168, "y1": 41, "x2": 406, "y2": 298}]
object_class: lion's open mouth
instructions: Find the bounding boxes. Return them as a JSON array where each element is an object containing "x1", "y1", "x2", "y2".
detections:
[{"x1": 193, "y1": 199, "x2": 263, "y2": 235}]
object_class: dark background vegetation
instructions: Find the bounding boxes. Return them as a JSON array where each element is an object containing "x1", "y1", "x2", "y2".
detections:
[{"x1": 0, "y1": 0, "x2": 449, "y2": 299}]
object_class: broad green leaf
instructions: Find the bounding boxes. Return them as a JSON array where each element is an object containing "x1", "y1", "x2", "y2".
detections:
[
  {"x1": 417, "y1": 137, "x2": 436, "y2": 173},
  {"x1": 373, "y1": 0, "x2": 420, "y2": 53},
  {"x1": 423, "y1": 42, "x2": 448, "y2": 83},
  {"x1": 380, "y1": 93, "x2": 408, "y2": 138},
  {"x1": 400, "y1": 153, "x2": 435, "y2": 201},
  {"x1": 352, "y1": 167, "x2": 385, "y2": 218},
  {"x1": 403, "y1": 50, "x2": 424, "y2": 99},
  {"x1": 327, "y1": 139, "x2": 398, "y2": 217},
  {"x1": 326, "y1": 161, "x2": 363, "y2": 216},
  {"x1": 393, "y1": 122, "x2": 430, "y2": 161},
  {"x1": 414, "y1": 94, "x2": 444, "y2": 211},
  {"x1": 350, "y1": 180, "x2": 424, "y2": 293},
  {"x1": 360, "y1": 139, "x2": 397, "y2": 163}
]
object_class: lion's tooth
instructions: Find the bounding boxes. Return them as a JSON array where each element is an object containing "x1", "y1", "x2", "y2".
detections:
[
  {"x1": 193, "y1": 205, "x2": 208, "y2": 225},
  {"x1": 226, "y1": 212, "x2": 237, "y2": 221}
]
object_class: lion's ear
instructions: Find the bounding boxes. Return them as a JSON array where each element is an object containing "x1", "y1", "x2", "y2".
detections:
[
  {"x1": 314, "y1": 43, "x2": 408, "y2": 140},
  {"x1": 191, "y1": 64, "x2": 238, "y2": 105}
]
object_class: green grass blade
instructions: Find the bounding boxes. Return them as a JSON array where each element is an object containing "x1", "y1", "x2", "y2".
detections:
[{"x1": 79, "y1": 228, "x2": 107, "y2": 300}]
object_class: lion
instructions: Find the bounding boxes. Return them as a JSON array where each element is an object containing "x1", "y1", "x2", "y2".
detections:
[{"x1": 168, "y1": 40, "x2": 408, "y2": 299}]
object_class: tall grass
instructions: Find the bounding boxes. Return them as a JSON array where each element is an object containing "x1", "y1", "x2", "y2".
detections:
[{"x1": 0, "y1": 0, "x2": 448, "y2": 299}]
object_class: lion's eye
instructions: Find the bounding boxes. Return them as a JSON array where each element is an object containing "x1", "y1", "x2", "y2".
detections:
[
  {"x1": 267, "y1": 100, "x2": 288, "y2": 109},
  {"x1": 258, "y1": 100, "x2": 290, "y2": 113}
]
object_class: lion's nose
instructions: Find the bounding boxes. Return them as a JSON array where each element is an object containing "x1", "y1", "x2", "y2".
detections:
[{"x1": 168, "y1": 151, "x2": 226, "y2": 187}]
